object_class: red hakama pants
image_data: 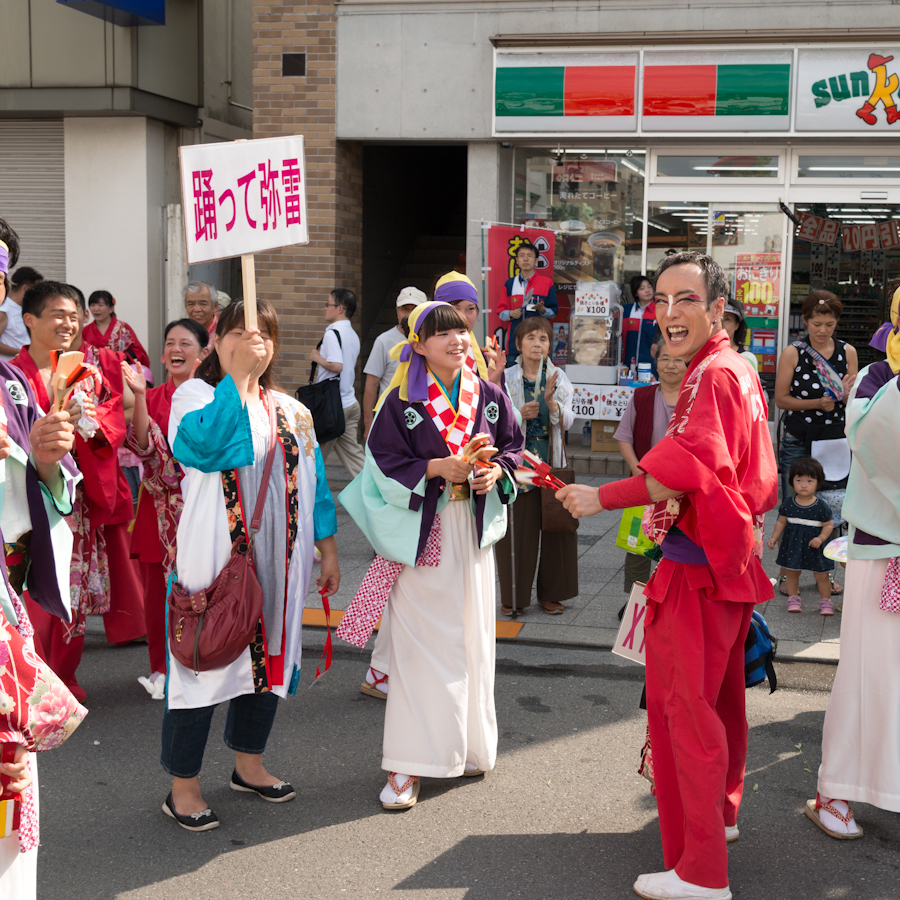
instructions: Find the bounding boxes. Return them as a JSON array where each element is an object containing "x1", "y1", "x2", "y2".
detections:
[
  {"x1": 644, "y1": 562, "x2": 753, "y2": 890},
  {"x1": 140, "y1": 561, "x2": 167, "y2": 675},
  {"x1": 101, "y1": 522, "x2": 146, "y2": 645}
]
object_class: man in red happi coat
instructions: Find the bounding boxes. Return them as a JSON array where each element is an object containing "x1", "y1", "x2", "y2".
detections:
[
  {"x1": 12, "y1": 282, "x2": 144, "y2": 700},
  {"x1": 559, "y1": 251, "x2": 778, "y2": 900}
]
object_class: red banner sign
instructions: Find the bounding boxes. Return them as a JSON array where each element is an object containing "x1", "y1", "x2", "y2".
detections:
[
  {"x1": 795, "y1": 212, "x2": 839, "y2": 246},
  {"x1": 487, "y1": 225, "x2": 557, "y2": 352},
  {"x1": 735, "y1": 253, "x2": 781, "y2": 317}
]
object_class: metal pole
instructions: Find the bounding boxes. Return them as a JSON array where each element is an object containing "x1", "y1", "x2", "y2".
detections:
[{"x1": 509, "y1": 500, "x2": 518, "y2": 619}]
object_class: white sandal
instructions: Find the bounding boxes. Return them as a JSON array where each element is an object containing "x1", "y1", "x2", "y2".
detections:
[
  {"x1": 381, "y1": 772, "x2": 419, "y2": 810},
  {"x1": 805, "y1": 795, "x2": 863, "y2": 839}
]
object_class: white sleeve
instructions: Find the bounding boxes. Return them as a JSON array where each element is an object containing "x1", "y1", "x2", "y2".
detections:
[
  {"x1": 363, "y1": 333, "x2": 388, "y2": 378},
  {"x1": 320, "y1": 329, "x2": 342, "y2": 364}
]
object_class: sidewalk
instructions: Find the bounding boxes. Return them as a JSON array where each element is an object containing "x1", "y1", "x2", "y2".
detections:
[{"x1": 308, "y1": 462, "x2": 843, "y2": 665}]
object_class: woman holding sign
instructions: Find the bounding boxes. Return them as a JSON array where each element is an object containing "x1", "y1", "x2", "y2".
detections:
[
  {"x1": 161, "y1": 300, "x2": 339, "y2": 831},
  {"x1": 496, "y1": 317, "x2": 576, "y2": 615}
]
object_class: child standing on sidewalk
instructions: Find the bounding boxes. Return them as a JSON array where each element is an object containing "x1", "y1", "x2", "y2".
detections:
[{"x1": 768, "y1": 457, "x2": 835, "y2": 615}]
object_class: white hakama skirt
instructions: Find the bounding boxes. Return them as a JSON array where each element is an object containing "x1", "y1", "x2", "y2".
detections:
[
  {"x1": 0, "y1": 753, "x2": 38, "y2": 900},
  {"x1": 382, "y1": 500, "x2": 498, "y2": 778},
  {"x1": 818, "y1": 557, "x2": 900, "y2": 811}
]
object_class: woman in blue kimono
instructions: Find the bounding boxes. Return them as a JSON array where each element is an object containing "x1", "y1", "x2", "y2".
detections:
[{"x1": 340, "y1": 301, "x2": 524, "y2": 810}]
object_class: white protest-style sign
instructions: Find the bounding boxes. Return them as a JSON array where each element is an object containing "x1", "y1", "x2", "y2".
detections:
[
  {"x1": 612, "y1": 581, "x2": 647, "y2": 665},
  {"x1": 179, "y1": 135, "x2": 309, "y2": 265}
]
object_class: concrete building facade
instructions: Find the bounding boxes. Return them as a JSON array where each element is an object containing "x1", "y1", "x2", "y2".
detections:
[
  {"x1": 252, "y1": 0, "x2": 900, "y2": 397},
  {"x1": 0, "y1": 0, "x2": 253, "y2": 379}
]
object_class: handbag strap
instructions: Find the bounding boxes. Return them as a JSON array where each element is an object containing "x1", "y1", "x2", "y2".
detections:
[
  {"x1": 249, "y1": 391, "x2": 279, "y2": 537},
  {"x1": 309, "y1": 328, "x2": 343, "y2": 384}
]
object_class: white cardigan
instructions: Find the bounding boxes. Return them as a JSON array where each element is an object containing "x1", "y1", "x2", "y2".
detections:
[{"x1": 505, "y1": 357, "x2": 574, "y2": 468}]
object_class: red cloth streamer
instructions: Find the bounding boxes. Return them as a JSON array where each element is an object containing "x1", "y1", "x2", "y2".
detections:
[
  {"x1": 310, "y1": 585, "x2": 333, "y2": 686},
  {"x1": 599, "y1": 475, "x2": 652, "y2": 511}
]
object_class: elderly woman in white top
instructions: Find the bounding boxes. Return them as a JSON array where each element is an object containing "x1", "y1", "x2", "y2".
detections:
[{"x1": 495, "y1": 316, "x2": 576, "y2": 615}]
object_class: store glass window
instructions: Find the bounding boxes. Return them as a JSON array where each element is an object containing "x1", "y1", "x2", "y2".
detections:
[
  {"x1": 797, "y1": 156, "x2": 900, "y2": 179},
  {"x1": 513, "y1": 148, "x2": 646, "y2": 323},
  {"x1": 790, "y1": 202, "x2": 900, "y2": 370},
  {"x1": 647, "y1": 201, "x2": 785, "y2": 394},
  {"x1": 656, "y1": 155, "x2": 779, "y2": 178}
]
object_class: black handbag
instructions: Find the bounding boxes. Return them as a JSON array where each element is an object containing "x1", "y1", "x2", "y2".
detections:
[{"x1": 295, "y1": 328, "x2": 346, "y2": 444}]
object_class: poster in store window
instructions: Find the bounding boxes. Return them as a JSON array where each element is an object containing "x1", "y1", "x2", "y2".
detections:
[
  {"x1": 487, "y1": 225, "x2": 557, "y2": 353},
  {"x1": 734, "y1": 253, "x2": 781, "y2": 317}
]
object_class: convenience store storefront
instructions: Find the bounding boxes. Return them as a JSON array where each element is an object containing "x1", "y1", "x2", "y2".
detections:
[{"x1": 495, "y1": 42, "x2": 900, "y2": 396}]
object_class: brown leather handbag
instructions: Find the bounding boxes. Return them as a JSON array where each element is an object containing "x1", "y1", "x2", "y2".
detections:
[{"x1": 168, "y1": 393, "x2": 278, "y2": 674}]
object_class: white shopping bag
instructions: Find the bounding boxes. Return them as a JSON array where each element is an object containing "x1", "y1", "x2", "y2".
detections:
[{"x1": 612, "y1": 581, "x2": 647, "y2": 665}]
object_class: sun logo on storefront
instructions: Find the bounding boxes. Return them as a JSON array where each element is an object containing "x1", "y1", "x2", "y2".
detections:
[{"x1": 811, "y1": 53, "x2": 899, "y2": 125}]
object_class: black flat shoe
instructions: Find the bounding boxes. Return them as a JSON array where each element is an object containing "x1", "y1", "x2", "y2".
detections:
[
  {"x1": 230, "y1": 769, "x2": 297, "y2": 803},
  {"x1": 162, "y1": 792, "x2": 220, "y2": 831}
]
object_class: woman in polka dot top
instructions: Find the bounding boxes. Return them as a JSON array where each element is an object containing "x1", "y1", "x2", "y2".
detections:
[{"x1": 774, "y1": 290, "x2": 858, "y2": 592}]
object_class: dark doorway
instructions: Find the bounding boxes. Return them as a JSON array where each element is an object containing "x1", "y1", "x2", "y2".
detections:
[{"x1": 361, "y1": 145, "x2": 468, "y2": 356}]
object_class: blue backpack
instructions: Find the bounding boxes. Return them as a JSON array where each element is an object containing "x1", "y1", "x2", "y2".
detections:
[{"x1": 744, "y1": 610, "x2": 777, "y2": 693}]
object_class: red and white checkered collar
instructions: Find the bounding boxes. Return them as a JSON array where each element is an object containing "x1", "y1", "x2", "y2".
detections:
[{"x1": 423, "y1": 364, "x2": 480, "y2": 456}]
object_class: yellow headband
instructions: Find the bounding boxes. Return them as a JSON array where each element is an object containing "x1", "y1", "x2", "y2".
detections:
[{"x1": 887, "y1": 286, "x2": 900, "y2": 375}]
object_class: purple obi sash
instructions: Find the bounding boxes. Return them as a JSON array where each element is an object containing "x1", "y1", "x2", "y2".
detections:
[{"x1": 661, "y1": 530, "x2": 709, "y2": 565}]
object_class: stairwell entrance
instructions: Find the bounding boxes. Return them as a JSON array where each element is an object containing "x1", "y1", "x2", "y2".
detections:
[{"x1": 361, "y1": 145, "x2": 468, "y2": 361}]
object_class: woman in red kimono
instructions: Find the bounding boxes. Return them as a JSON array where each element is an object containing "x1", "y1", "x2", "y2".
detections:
[
  {"x1": 83, "y1": 290, "x2": 151, "y2": 369},
  {"x1": 121, "y1": 318, "x2": 209, "y2": 699},
  {"x1": 559, "y1": 251, "x2": 778, "y2": 900}
]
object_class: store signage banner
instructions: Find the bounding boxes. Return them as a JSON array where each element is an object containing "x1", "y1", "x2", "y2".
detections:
[
  {"x1": 642, "y1": 51, "x2": 792, "y2": 132},
  {"x1": 179, "y1": 136, "x2": 308, "y2": 264},
  {"x1": 795, "y1": 212, "x2": 840, "y2": 246},
  {"x1": 842, "y1": 220, "x2": 900, "y2": 251},
  {"x1": 487, "y1": 225, "x2": 556, "y2": 351},
  {"x1": 570, "y1": 384, "x2": 635, "y2": 421},
  {"x1": 796, "y1": 49, "x2": 900, "y2": 131},
  {"x1": 495, "y1": 52, "x2": 639, "y2": 133}
]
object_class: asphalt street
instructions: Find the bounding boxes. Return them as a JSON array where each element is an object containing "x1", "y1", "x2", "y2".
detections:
[{"x1": 35, "y1": 635, "x2": 898, "y2": 900}]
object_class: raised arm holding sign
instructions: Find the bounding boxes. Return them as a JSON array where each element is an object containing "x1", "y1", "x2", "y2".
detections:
[{"x1": 179, "y1": 136, "x2": 309, "y2": 330}]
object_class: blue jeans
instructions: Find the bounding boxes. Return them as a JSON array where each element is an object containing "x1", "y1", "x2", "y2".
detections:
[
  {"x1": 779, "y1": 432, "x2": 807, "y2": 500},
  {"x1": 160, "y1": 692, "x2": 279, "y2": 779}
]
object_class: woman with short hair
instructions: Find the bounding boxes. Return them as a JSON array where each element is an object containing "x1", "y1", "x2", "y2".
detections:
[{"x1": 496, "y1": 316, "x2": 577, "y2": 615}]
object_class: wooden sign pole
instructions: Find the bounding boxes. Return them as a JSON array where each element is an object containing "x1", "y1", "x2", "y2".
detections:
[{"x1": 241, "y1": 252, "x2": 258, "y2": 331}]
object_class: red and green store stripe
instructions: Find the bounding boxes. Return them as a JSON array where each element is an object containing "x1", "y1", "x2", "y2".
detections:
[{"x1": 495, "y1": 63, "x2": 790, "y2": 118}]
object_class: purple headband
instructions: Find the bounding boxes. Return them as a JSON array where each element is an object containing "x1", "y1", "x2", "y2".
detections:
[
  {"x1": 0, "y1": 245, "x2": 8, "y2": 278},
  {"x1": 869, "y1": 321, "x2": 895, "y2": 353},
  {"x1": 434, "y1": 280, "x2": 479, "y2": 307},
  {"x1": 399, "y1": 300, "x2": 451, "y2": 402}
]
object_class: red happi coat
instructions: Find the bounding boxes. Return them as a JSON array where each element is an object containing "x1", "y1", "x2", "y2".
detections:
[
  {"x1": 11, "y1": 345, "x2": 130, "y2": 636},
  {"x1": 639, "y1": 331, "x2": 778, "y2": 605},
  {"x1": 82, "y1": 316, "x2": 151, "y2": 369},
  {"x1": 126, "y1": 380, "x2": 183, "y2": 579}
]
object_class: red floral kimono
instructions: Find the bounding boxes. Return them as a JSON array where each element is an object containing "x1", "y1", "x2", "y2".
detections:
[{"x1": 82, "y1": 316, "x2": 150, "y2": 369}]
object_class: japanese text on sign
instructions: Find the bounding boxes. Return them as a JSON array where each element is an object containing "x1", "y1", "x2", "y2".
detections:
[
  {"x1": 179, "y1": 136, "x2": 308, "y2": 264},
  {"x1": 735, "y1": 253, "x2": 781, "y2": 318}
]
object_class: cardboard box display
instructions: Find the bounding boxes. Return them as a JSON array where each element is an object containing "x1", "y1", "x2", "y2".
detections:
[{"x1": 591, "y1": 420, "x2": 620, "y2": 452}]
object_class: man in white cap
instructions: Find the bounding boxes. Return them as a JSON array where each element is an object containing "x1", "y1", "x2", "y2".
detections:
[{"x1": 362, "y1": 286, "x2": 426, "y2": 440}]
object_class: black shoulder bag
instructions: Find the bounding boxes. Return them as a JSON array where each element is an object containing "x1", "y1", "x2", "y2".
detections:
[{"x1": 296, "y1": 328, "x2": 346, "y2": 444}]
